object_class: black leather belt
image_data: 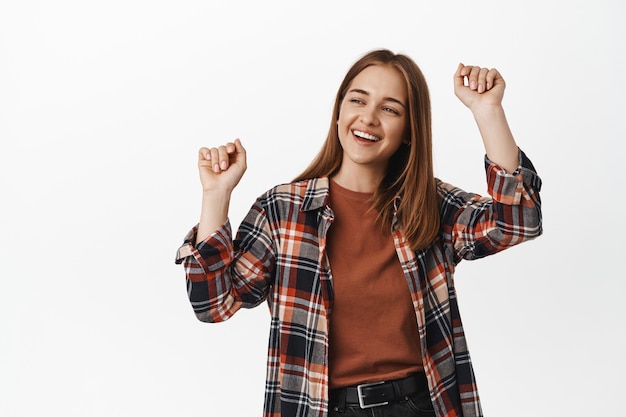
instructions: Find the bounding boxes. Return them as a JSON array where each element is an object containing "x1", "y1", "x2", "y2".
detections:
[{"x1": 330, "y1": 373, "x2": 428, "y2": 410}]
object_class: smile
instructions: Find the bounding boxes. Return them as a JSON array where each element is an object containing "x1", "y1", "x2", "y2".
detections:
[{"x1": 353, "y1": 130, "x2": 381, "y2": 142}]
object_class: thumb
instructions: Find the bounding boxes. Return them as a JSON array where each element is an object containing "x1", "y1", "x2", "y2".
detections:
[
  {"x1": 233, "y1": 138, "x2": 247, "y2": 166},
  {"x1": 453, "y1": 63, "x2": 466, "y2": 89}
]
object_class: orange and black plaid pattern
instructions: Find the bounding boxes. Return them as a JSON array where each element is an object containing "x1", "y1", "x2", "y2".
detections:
[{"x1": 176, "y1": 150, "x2": 542, "y2": 417}]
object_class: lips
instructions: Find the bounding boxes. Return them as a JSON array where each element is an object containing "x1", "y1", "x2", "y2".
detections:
[{"x1": 352, "y1": 129, "x2": 381, "y2": 142}]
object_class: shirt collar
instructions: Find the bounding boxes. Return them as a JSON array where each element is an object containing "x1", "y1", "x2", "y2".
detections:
[
  {"x1": 299, "y1": 177, "x2": 402, "y2": 223},
  {"x1": 301, "y1": 177, "x2": 330, "y2": 212}
]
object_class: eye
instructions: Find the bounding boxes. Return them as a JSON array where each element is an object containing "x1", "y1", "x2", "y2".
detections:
[
  {"x1": 350, "y1": 98, "x2": 364, "y2": 105},
  {"x1": 382, "y1": 106, "x2": 400, "y2": 115}
]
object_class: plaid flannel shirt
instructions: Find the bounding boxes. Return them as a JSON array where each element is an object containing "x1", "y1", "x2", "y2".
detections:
[{"x1": 175, "y1": 150, "x2": 542, "y2": 417}]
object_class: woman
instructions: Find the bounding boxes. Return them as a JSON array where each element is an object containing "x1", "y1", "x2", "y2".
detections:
[{"x1": 175, "y1": 49, "x2": 542, "y2": 417}]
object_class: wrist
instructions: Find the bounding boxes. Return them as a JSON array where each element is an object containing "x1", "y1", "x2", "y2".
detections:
[
  {"x1": 202, "y1": 187, "x2": 233, "y2": 198},
  {"x1": 201, "y1": 189, "x2": 232, "y2": 216},
  {"x1": 470, "y1": 103, "x2": 505, "y2": 121},
  {"x1": 197, "y1": 189, "x2": 232, "y2": 241}
]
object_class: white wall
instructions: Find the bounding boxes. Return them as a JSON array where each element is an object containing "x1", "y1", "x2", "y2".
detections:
[{"x1": 1, "y1": 1, "x2": 623, "y2": 416}]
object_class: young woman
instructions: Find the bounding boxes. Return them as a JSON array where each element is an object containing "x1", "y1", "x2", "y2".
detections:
[{"x1": 175, "y1": 49, "x2": 543, "y2": 417}]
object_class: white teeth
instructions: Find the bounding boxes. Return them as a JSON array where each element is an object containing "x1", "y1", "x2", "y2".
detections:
[{"x1": 353, "y1": 130, "x2": 380, "y2": 142}]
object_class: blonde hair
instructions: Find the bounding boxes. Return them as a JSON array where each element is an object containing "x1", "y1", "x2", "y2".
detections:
[{"x1": 293, "y1": 49, "x2": 439, "y2": 250}]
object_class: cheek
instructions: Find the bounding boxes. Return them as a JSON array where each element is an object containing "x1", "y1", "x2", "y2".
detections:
[
  {"x1": 388, "y1": 120, "x2": 407, "y2": 139},
  {"x1": 336, "y1": 111, "x2": 350, "y2": 132}
]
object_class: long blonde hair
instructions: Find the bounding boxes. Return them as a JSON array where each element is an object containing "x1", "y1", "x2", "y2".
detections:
[{"x1": 293, "y1": 49, "x2": 439, "y2": 250}]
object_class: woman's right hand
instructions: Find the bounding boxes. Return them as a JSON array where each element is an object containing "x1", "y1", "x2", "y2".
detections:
[{"x1": 198, "y1": 139, "x2": 247, "y2": 193}]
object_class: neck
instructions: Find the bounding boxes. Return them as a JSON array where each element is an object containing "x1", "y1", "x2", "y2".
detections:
[{"x1": 332, "y1": 165, "x2": 385, "y2": 193}]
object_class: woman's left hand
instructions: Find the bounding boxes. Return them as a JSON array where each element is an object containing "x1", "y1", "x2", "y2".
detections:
[{"x1": 453, "y1": 63, "x2": 505, "y2": 111}]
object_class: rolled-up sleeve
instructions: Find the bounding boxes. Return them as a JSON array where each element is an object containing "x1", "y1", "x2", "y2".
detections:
[
  {"x1": 486, "y1": 149, "x2": 542, "y2": 208},
  {"x1": 175, "y1": 199, "x2": 275, "y2": 323},
  {"x1": 440, "y1": 149, "x2": 543, "y2": 262}
]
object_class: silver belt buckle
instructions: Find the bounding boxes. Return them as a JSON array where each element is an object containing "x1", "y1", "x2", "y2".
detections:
[{"x1": 356, "y1": 381, "x2": 388, "y2": 409}]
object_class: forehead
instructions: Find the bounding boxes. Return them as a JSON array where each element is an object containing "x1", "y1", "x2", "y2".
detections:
[{"x1": 349, "y1": 64, "x2": 407, "y2": 101}]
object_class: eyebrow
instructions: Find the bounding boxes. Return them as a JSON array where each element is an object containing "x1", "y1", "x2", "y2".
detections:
[{"x1": 348, "y1": 88, "x2": 406, "y2": 109}]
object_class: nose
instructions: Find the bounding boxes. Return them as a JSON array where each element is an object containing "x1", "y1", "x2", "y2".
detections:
[{"x1": 359, "y1": 105, "x2": 379, "y2": 126}]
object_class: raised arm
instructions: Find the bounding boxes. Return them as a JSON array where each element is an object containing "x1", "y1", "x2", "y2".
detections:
[
  {"x1": 453, "y1": 63, "x2": 519, "y2": 173},
  {"x1": 196, "y1": 138, "x2": 247, "y2": 242}
]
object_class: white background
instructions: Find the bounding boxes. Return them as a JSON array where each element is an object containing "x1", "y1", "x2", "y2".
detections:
[{"x1": 1, "y1": 1, "x2": 624, "y2": 416}]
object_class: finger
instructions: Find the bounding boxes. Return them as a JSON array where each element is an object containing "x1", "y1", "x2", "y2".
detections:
[
  {"x1": 209, "y1": 147, "x2": 221, "y2": 172},
  {"x1": 460, "y1": 64, "x2": 476, "y2": 84},
  {"x1": 477, "y1": 68, "x2": 489, "y2": 93},
  {"x1": 198, "y1": 147, "x2": 215, "y2": 173},
  {"x1": 459, "y1": 63, "x2": 473, "y2": 78},
  {"x1": 217, "y1": 145, "x2": 230, "y2": 171},
  {"x1": 468, "y1": 66, "x2": 482, "y2": 91},
  {"x1": 224, "y1": 142, "x2": 236, "y2": 155},
  {"x1": 485, "y1": 68, "x2": 502, "y2": 91},
  {"x1": 198, "y1": 147, "x2": 211, "y2": 161},
  {"x1": 221, "y1": 141, "x2": 237, "y2": 168}
]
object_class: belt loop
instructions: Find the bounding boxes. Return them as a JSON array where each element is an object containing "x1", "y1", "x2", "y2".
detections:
[{"x1": 391, "y1": 379, "x2": 403, "y2": 400}]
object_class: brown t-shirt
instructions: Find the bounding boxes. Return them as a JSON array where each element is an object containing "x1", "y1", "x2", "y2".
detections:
[{"x1": 327, "y1": 180, "x2": 423, "y2": 389}]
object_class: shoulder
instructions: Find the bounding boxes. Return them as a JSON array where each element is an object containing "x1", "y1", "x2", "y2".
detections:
[
  {"x1": 435, "y1": 177, "x2": 461, "y2": 200},
  {"x1": 435, "y1": 177, "x2": 490, "y2": 209},
  {"x1": 257, "y1": 177, "x2": 330, "y2": 211}
]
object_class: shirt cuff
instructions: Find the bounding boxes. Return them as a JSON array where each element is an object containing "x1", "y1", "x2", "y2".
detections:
[
  {"x1": 174, "y1": 220, "x2": 233, "y2": 270},
  {"x1": 485, "y1": 149, "x2": 542, "y2": 206}
]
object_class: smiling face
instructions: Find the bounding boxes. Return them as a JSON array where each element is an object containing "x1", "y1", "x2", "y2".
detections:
[{"x1": 335, "y1": 64, "x2": 408, "y2": 185}]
